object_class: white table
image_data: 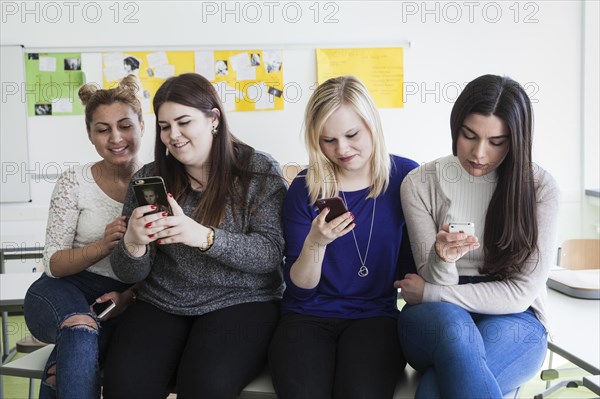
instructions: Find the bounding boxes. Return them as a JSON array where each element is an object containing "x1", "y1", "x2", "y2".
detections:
[
  {"x1": 543, "y1": 286, "x2": 600, "y2": 397},
  {"x1": 0, "y1": 273, "x2": 42, "y2": 360},
  {"x1": 546, "y1": 287, "x2": 600, "y2": 375},
  {"x1": 0, "y1": 233, "x2": 45, "y2": 274}
]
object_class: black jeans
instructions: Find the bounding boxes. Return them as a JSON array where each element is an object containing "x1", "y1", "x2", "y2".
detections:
[
  {"x1": 268, "y1": 313, "x2": 405, "y2": 399},
  {"x1": 102, "y1": 299, "x2": 280, "y2": 399}
]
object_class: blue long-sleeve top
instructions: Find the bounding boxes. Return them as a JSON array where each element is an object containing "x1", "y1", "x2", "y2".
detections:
[{"x1": 281, "y1": 155, "x2": 418, "y2": 319}]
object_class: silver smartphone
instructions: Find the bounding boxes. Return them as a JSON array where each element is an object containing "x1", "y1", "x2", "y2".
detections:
[{"x1": 449, "y1": 222, "x2": 475, "y2": 236}]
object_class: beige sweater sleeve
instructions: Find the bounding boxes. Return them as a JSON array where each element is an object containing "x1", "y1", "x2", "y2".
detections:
[
  {"x1": 403, "y1": 162, "x2": 560, "y2": 319},
  {"x1": 400, "y1": 172, "x2": 459, "y2": 285}
]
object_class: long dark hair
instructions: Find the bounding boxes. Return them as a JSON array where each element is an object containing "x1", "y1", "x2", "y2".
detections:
[
  {"x1": 450, "y1": 74, "x2": 537, "y2": 279},
  {"x1": 152, "y1": 73, "x2": 254, "y2": 227}
]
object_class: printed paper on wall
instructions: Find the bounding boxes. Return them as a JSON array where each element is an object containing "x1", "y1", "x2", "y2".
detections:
[
  {"x1": 25, "y1": 52, "x2": 85, "y2": 116},
  {"x1": 317, "y1": 48, "x2": 404, "y2": 108}
]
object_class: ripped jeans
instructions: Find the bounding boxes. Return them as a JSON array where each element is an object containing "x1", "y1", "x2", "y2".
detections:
[{"x1": 24, "y1": 271, "x2": 130, "y2": 399}]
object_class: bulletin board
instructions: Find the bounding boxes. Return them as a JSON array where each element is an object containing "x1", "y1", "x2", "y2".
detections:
[{"x1": 1, "y1": 42, "x2": 408, "y2": 204}]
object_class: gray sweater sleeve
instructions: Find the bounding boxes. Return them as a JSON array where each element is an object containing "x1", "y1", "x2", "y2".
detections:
[
  {"x1": 110, "y1": 165, "x2": 153, "y2": 284},
  {"x1": 110, "y1": 156, "x2": 286, "y2": 283}
]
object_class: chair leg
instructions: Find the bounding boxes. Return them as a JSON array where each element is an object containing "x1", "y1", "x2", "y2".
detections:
[
  {"x1": 534, "y1": 379, "x2": 583, "y2": 399},
  {"x1": 544, "y1": 350, "x2": 555, "y2": 389},
  {"x1": 28, "y1": 378, "x2": 34, "y2": 399}
]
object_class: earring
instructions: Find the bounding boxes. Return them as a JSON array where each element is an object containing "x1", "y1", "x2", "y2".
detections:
[
  {"x1": 211, "y1": 126, "x2": 218, "y2": 136},
  {"x1": 165, "y1": 147, "x2": 169, "y2": 156}
]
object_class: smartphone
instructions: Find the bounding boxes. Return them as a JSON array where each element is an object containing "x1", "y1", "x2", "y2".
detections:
[
  {"x1": 132, "y1": 176, "x2": 172, "y2": 216},
  {"x1": 92, "y1": 299, "x2": 116, "y2": 319},
  {"x1": 315, "y1": 197, "x2": 349, "y2": 223},
  {"x1": 449, "y1": 222, "x2": 475, "y2": 236}
]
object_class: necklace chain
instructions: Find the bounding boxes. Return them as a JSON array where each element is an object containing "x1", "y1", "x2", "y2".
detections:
[{"x1": 340, "y1": 189, "x2": 376, "y2": 278}]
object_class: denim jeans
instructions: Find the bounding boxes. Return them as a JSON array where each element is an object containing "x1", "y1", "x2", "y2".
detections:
[
  {"x1": 398, "y1": 300, "x2": 547, "y2": 399},
  {"x1": 24, "y1": 271, "x2": 130, "y2": 399}
]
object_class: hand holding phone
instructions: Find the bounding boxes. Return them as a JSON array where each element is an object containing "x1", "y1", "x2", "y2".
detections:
[
  {"x1": 91, "y1": 299, "x2": 116, "y2": 319},
  {"x1": 315, "y1": 197, "x2": 349, "y2": 223},
  {"x1": 449, "y1": 222, "x2": 475, "y2": 237},
  {"x1": 132, "y1": 176, "x2": 173, "y2": 216}
]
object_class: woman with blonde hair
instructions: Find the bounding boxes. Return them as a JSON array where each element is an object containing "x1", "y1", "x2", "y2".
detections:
[
  {"x1": 24, "y1": 75, "x2": 144, "y2": 398},
  {"x1": 269, "y1": 75, "x2": 418, "y2": 399}
]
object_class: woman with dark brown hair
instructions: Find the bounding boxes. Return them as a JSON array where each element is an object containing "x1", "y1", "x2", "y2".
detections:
[
  {"x1": 102, "y1": 73, "x2": 285, "y2": 398},
  {"x1": 395, "y1": 74, "x2": 560, "y2": 398}
]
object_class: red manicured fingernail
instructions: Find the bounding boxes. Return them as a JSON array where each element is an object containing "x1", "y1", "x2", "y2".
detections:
[
  {"x1": 156, "y1": 240, "x2": 162, "y2": 244},
  {"x1": 350, "y1": 212, "x2": 355, "y2": 219},
  {"x1": 151, "y1": 205, "x2": 157, "y2": 210},
  {"x1": 162, "y1": 212, "x2": 168, "y2": 216},
  {"x1": 168, "y1": 193, "x2": 173, "y2": 198},
  {"x1": 148, "y1": 234, "x2": 154, "y2": 238},
  {"x1": 145, "y1": 222, "x2": 152, "y2": 227}
]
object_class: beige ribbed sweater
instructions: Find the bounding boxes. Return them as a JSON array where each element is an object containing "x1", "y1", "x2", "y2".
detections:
[{"x1": 400, "y1": 155, "x2": 560, "y2": 329}]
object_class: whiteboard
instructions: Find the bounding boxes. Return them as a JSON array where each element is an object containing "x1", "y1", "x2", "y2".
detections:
[{"x1": 1, "y1": 45, "x2": 31, "y2": 203}]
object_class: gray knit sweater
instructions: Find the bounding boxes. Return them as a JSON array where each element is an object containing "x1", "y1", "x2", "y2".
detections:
[{"x1": 111, "y1": 152, "x2": 286, "y2": 316}]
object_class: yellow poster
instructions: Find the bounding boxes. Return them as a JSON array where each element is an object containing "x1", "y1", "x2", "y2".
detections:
[
  {"x1": 102, "y1": 51, "x2": 195, "y2": 113},
  {"x1": 317, "y1": 48, "x2": 404, "y2": 108},
  {"x1": 195, "y1": 49, "x2": 284, "y2": 112}
]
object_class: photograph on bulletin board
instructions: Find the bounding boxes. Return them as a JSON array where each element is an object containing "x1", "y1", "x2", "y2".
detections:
[
  {"x1": 195, "y1": 49, "x2": 284, "y2": 112},
  {"x1": 317, "y1": 48, "x2": 404, "y2": 108},
  {"x1": 102, "y1": 51, "x2": 195, "y2": 113},
  {"x1": 25, "y1": 52, "x2": 85, "y2": 116}
]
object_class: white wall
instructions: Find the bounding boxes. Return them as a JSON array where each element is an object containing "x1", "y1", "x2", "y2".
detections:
[{"x1": 1, "y1": 0, "x2": 598, "y2": 244}]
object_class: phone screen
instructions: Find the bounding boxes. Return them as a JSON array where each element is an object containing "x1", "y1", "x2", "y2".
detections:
[{"x1": 92, "y1": 300, "x2": 116, "y2": 318}]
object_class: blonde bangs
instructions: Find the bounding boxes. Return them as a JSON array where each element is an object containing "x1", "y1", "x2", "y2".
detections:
[{"x1": 303, "y1": 75, "x2": 391, "y2": 204}]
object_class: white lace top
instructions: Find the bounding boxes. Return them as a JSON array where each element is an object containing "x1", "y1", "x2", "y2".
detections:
[{"x1": 44, "y1": 164, "x2": 124, "y2": 281}]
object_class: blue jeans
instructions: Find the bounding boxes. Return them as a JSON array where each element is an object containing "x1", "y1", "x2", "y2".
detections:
[
  {"x1": 398, "y1": 302, "x2": 547, "y2": 399},
  {"x1": 24, "y1": 271, "x2": 130, "y2": 399}
]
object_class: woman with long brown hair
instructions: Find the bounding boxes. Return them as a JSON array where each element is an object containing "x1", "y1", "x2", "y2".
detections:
[
  {"x1": 102, "y1": 73, "x2": 286, "y2": 398},
  {"x1": 396, "y1": 74, "x2": 560, "y2": 398}
]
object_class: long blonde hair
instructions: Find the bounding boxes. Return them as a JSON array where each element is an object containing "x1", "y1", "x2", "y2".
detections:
[{"x1": 304, "y1": 75, "x2": 390, "y2": 204}]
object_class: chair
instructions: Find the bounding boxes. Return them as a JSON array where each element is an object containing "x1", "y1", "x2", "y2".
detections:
[
  {"x1": 540, "y1": 239, "x2": 600, "y2": 398},
  {"x1": 16, "y1": 335, "x2": 47, "y2": 399},
  {"x1": 557, "y1": 239, "x2": 600, "y2": 270}
]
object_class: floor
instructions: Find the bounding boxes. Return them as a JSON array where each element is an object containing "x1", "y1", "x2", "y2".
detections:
[{"x1": 1, "y1": 314, "x2": 596, "y2": 399}]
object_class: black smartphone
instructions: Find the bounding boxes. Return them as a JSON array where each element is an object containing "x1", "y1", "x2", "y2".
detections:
[
  {"x1": 92, "y1": 299, "x2": 116, "y2": 319},
  {"x1": 315, "y1": 197, "x2": 349, "y2": 223},
  {"x1": 132, "y1": 176, "x2": 173, "y2": 216}
]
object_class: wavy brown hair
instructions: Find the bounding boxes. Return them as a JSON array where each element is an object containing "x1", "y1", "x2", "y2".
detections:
[{"x1": 450, "y1": 74, "x2": 537, "y2": 279}]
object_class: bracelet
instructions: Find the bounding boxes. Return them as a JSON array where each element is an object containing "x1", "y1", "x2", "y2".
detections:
[{"x1": 199, "y1": 227, "x2": 215, "y2": 252}]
